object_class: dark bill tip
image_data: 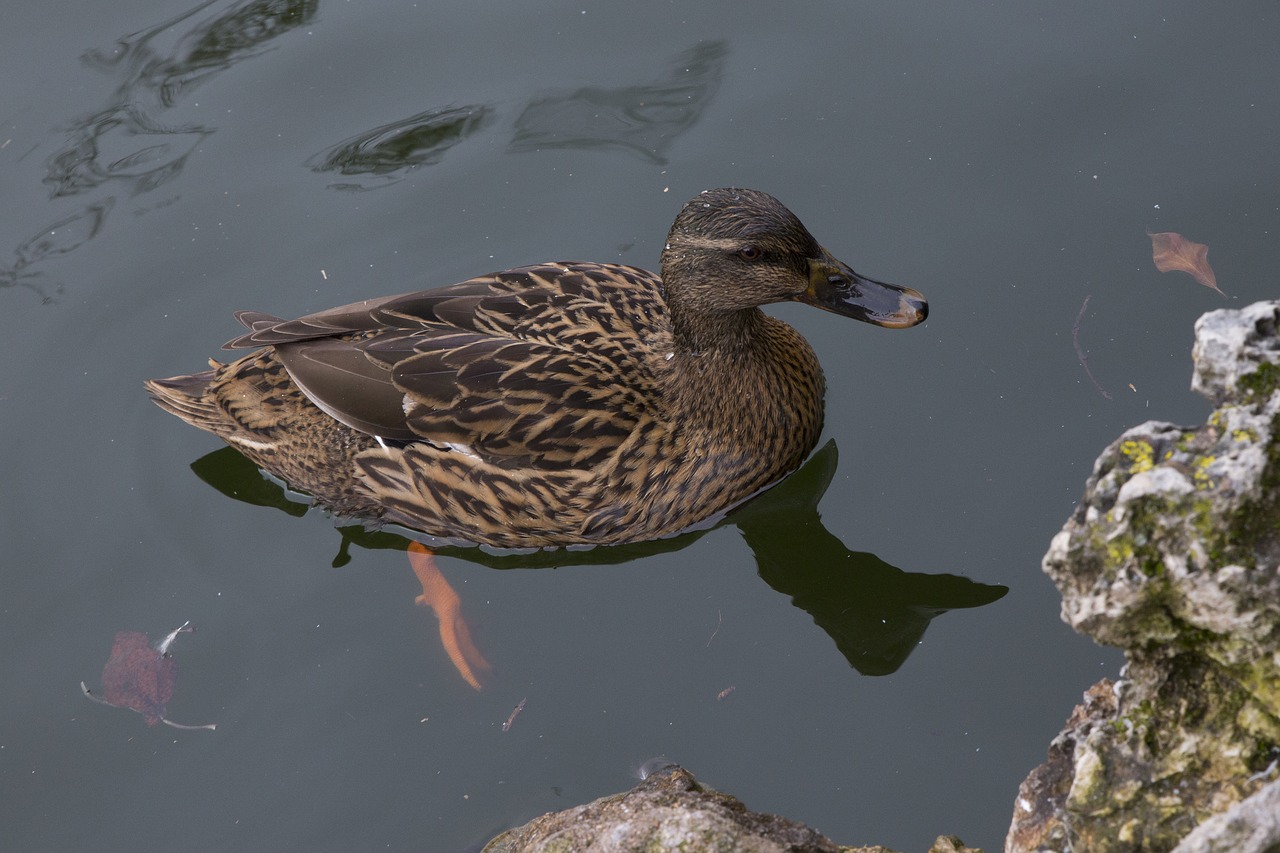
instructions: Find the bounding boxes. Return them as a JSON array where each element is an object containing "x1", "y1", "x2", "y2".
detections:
[{"x1": 801, "y1": 255, "x2": 927, "y2": 329}]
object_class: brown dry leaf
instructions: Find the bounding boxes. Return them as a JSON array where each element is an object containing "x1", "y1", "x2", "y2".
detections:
[{"x1": 1148, "y1": 230, "x2": 1225, "y2": 297}]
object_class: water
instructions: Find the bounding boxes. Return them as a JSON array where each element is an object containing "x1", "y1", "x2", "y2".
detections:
[{"x1": 3, "y1": 2, "x2": 1278, "y2": 850}]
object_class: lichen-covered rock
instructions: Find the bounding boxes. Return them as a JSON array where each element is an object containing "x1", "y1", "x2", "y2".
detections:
[
  {"x1": 481, "y1": 765, "x2": 843, "y2": 853},
  {"x1": 1170, "y1": 776, "x2": 1280, "y2": 853},
  {"x1": 1191, "y1": 301, "x2": 1280, "y2": 407},
  {"x1": 480, "y1": 764, "x2": 983, "y2": 853},
  {"x1": 1010, "y1": 301, "x2": 1280, "y2": 853},
  {"x1": 1006, "y1": 680, "x2": 1119, "y2": 852}
]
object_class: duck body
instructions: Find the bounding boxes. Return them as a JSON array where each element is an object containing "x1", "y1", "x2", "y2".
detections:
[{"x1": 146, "y1": 189, "x2": 926, "y2": 548}]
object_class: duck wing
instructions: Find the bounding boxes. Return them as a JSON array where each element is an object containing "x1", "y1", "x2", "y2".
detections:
[{"x1": 225, "y1": 262, "x2": 668, "y2": 470}]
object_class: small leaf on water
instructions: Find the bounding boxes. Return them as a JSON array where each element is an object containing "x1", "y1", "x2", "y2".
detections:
[
  {"x1": 81, "y1": 622, "x2": 216, "y2": 731},
  {"x1": 1148, "y1": 230, "x2": 1224, "y2": 297}
]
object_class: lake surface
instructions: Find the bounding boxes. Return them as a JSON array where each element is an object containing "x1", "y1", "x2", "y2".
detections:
[{"x1": 3, "y1": 2, "x2": 1277, "y2": 850}]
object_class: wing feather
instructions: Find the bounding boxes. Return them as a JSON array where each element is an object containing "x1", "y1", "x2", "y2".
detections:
[{"x1": 227, "y1": 263, "x2": 668, "y2": 470}]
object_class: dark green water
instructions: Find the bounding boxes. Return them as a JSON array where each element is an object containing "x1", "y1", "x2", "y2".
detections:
[{"x1": 3, "y1": 2, "x2": 1277, "y2": 850}]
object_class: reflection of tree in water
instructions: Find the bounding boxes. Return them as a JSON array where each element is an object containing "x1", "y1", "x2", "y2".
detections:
[
  {"x1": 305, "y1": 40, "x2": 728, "y2": 191},
  {"x1": 307, "y1": 106, "x2": 494, "y2": 191},
  {"x1": 2, "y1": 0, "x2": 317, "y2": 300},
  {"x1": 0, "y1": 201, "x2": 112, "y2": 302},
  {"x1": 43, "y1": 108, "x2": 211, "y2": 200},
  {"x1": 5, "y1": 20, "x2": 726, "y2": 299},
  {"x1": 510, "y1": 41, "x2": 728, "y2": 164},
  {"x1": 156, "y1": 0, "x2": 320, "y2": 101},
  {"x1": 4, "y1": 24, "x2": 728, "y2": 298}
]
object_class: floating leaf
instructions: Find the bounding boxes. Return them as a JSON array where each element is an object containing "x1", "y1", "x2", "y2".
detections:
[
  {"x1": 1148, "y1": 230, "x2": 1224, "y2": 297},
  {"x1": 81, "y1": 621, "x2": 216, "y2": 730}
]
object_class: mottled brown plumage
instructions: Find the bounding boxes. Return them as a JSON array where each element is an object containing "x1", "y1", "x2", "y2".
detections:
[{"x1": 146, "y1": 188, "x2": 926, "y2": 547}]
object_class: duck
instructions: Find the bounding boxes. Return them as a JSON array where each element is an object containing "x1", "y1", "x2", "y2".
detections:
[{"x1": 146, "y1": 188, "x2": 927, "y2": 548}]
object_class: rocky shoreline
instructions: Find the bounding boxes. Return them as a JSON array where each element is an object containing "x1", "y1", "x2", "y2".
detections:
[{"x1": 480, "y1": 301, "x2": 1280, "y2": 853}]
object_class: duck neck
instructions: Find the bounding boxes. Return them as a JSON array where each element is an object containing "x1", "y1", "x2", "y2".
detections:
[{"x1": 669, "y1": 302, "x2": 768, "y2": 356}]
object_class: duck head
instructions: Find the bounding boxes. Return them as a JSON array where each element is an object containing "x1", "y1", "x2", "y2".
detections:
[{"x1": 660, "y1": 187, "x2": 927, "y2": 333}]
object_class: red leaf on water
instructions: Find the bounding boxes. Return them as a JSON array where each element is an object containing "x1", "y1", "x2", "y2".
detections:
[
  {"x1": 1148, "y1": 231, "x2": 1224, "y2": 297},
  {"x1": 81, "y1": 622, "x2": 216, "y2": 731}
]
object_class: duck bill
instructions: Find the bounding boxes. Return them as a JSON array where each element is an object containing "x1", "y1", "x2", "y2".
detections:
[{"x1": 800, "y1": 251, "x2": 928, "y2": 329}]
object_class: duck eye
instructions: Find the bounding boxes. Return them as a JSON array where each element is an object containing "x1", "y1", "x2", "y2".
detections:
[{"x1": 738, "y1": 246, "x2": 762, "y2": 261}]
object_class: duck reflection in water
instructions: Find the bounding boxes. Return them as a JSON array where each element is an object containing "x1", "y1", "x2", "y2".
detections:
[{"x1": 193, "y1": 440, "x2": 1006, "y2": 686}]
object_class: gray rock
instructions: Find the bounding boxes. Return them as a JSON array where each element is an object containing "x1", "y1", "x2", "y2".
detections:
[
  {"x1": 480, "y1": 764, "x2": 843, "y2": 853},
  {"x1": 479, "y1": 764, "x2": 984, "y2": 853},
  {"x1": 1191, "y1": 301, "x2": 1280, "y2": 406},
  {"x1": 1010, "y1": 301, "x2": 1280, "y2": 853},
  {"x1": 1170, "y1": 777, "x2": 1280, "y2": 853}
]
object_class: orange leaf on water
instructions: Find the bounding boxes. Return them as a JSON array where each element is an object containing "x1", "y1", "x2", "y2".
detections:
[{"x1": 1148, "y1": 231, "x2": 1224, "y2": 297}]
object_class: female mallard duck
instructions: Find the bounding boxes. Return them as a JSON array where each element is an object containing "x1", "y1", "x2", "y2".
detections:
[{"x1": 146, "y1": 188, "x2": 926, "y2": 548}]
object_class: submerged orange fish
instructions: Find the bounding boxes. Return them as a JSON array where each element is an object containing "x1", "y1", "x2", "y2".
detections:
[{"x1": 408, "y1": 542, "x2": 491, "y2": 690}]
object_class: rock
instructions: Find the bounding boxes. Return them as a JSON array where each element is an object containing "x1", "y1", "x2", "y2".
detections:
[
  {"x1": 480, "y1": 764, "x2": 983, "y2": 853},
  {"x1": 1170, "y1": 777, "x2": 1280, "y2": 853},
  {"x1": 1010, "y1": 301, "x2": 1280, "y2": 853},
  {"x1": 1190, "y1": 301, "x2": 1280, "y2": 406},
  {"x1": 481, "y1": 764, "x2": 843, "y2": 853},
  {"x1": 925, "y1": 837, "x2": 984, "y2": 853}
]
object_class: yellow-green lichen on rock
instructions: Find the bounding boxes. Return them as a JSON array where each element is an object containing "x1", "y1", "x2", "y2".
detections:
[{"x1": 1010, "y1": 301, "x2": 1280, "y2": 853}]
